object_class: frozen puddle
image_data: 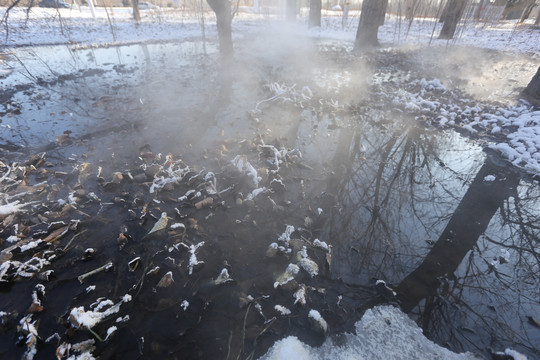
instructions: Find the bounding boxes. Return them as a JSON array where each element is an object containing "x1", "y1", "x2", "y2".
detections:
[{"x1": 261, "y1": 306, "x2": 480, "y2": 360}]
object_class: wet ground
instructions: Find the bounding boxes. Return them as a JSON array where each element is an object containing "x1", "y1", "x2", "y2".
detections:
[{"x1": 0, "y1": 31, "x2": 539, "y2": 360}]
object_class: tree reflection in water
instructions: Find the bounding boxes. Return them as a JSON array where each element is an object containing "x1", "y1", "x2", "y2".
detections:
[{"x1": 320, "y1": 112, "x2": 539, "y2": 357}]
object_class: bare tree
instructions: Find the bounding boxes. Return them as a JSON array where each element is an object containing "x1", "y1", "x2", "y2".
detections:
[
  {"x1": 354, "y1": 0, "x2": 388, "y2": 49},
  {"x1": 133, "y1": 0, "x2": 141, "y2": 22},
  {"x1": 207, "y1": 0, "x2": 233, "y2": 56},
  {"x1": 309, "y1": 0, "x2": 322, "y2": 27},
  {"x1": 438, "y1": 0, "x2": 468, "y2": 39},
  {"x1": 519, "y1": 0, "x2": 537, "y2": 22}
]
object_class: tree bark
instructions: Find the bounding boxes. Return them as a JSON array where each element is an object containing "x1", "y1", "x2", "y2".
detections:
[
  {"x1": 536, "y1": 9, "x2": 540, "y2": 25},
  {"x1": 438, "y1": 0, "x2": 467, "y2": 39},
  {"x1": 308, "y1": 0, "x2": 322, "y2": 27},
  {"x1": 396, "y1": 158, "x2": 519, "y2": 312},
  {"x1": 522, "y1": 66, "x2": 540, "y2": 105},
  {"x1": 132, "y1": 0, "x2": 141, "y2": 22},
  {"x1": 354, "y1": 0, "x2": 388, "y2": 49},
  {"x1": 207, "y1": 0, "x2": 233, "y2": 56}
]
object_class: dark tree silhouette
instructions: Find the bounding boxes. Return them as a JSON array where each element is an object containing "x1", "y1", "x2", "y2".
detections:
[
  {"x1": 396, "y1": 157, "x2": 520, "y2": 311},
  {"x1": 439, "y1": 0, "x2": 467, "y2": 39},
  {"x1": 522, "y1": 66, "x2": 540, "y2": 105},
  {"x1": 308, "y1": 0, "x2": 322, "y2": 27},
  {"x1": 438, "y1": 0, "x2": 467, "y2": 39},
  {"x1": 207, "y1": 0, "x2": 233, "y2": 56},
  {"x1": 132, "y1": 0, "x2": 141, "y2": 22},
  {"x1": 354, "y1": 0, "x2": 388, "y2": 49}
]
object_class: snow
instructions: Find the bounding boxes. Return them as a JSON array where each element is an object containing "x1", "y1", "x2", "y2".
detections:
[
  {"x1": 259, "y1": 306, "x2": 480, "y2": 360},
  {"x1": 484, "y1": 175, "x2": 496, "y2": 182}
]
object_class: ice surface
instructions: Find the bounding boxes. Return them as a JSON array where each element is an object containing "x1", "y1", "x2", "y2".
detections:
[{"x1": 259, "y1": 306, "x2": 481, "y2": 360}]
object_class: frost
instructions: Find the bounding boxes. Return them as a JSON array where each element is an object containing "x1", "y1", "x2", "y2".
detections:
[
  {"x1": 278, "y1": 225, "x2": 295, "y2": 243},
  {"x1": 232, "y1": 155, "x2": 260, "y2": 187},
  {"x1": 483, "y1": 175, "x2": 496, "y2": 182},
  {"x1": 308, "y1": 309, "x2": 327, "y2": 333},
  {"x1": 214, "y1": 268, "x2": 233, "y2": 285},
  {"x1": 6, "y1": 235, "x2": 19, "y2": 243},
  {"x1": 149, "y1": 158, "x2": 191, "y2": 194},
  {"x1": 293, "y1": 285, "x2": 306, "y2": 306},
  {"x1": 20, "y1": 240, "x2": 44, "y2": 253},
  {"x1": 180, "y1": 300, "x2": 189, "y2": 311},
  {"x1": 68, "y1": 296, "x2": 130, "y2": 329},
  {"x1": 170, "y1": 222, "x2": 186, "y2": 230},
  {"x1": 105, "y1": 326, "x2": 117, "y2": 340},
  {"x1": 274, "y1": 263, "x2": 299, "y2": 288},
  {"x1": 0, "y1": 200, "x2": 37, "y2": 216},
  {"x1": 246, "y1": 187, "x2": 268, "y2": 201},
  {"x1": 188, "y1": 242, "x2": 205, "y2": 275},
  {"x1": 313, "y1": 239, "x2": 329, "y2": 251},
  {"x1": 274, "y1": 305, "x2": 291, "y2": 316}
]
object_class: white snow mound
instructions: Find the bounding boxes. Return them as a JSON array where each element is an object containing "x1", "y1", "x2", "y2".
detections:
[{"x1": 259, "y1": 305, "x2": 481, "y2": 360}]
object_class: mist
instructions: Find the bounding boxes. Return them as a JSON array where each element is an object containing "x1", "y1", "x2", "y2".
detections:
[{"x1": 0, "y1": 4, "x2": 539, "y2": 360}]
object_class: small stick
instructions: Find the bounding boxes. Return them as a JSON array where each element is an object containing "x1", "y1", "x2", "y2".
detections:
[{"x1": 78, "y1": 262, "x2": 113, "y2": 283}]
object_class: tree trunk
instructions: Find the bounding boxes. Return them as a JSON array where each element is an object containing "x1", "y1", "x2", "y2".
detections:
[
  {"x1": 286, "y1": 0, "x2": 298, "y2": 21},
  {"x1": 207, "y1": 0, "x2": 233, "y2": 56},
  {"x1": 519, "y1": 0, "x2": 536, "y2": 22},
  {"x1": 439, "y1": 0, "x2": 449, "y2": 22},
  {"x1": 438, "y1": 0, "x2": 467, "y2": 39},
  {"x1": 405, "y1": 0, "x2": 418, "y2": 20},
  {"x1": 473, "y1": 0, "x2": 486, "y2": 21},
  {"x1": 354, "y1": 0, "x2": 388, "y2": 49},
  {"x1": 536, "y1": 9, "x2": 540, "y2": 25},
  {"x1": 522, "y1": 66, "x2": 540, "y2": 105},
  {"x1": 308, "y1": 0, "x2": 322, "y2": 27},
  {"x1": 132, "y1": 0, "x2": 141, "y2": 22},
  {"x1": 396, "y1": 158, "x2": 519, "y2": 312}
]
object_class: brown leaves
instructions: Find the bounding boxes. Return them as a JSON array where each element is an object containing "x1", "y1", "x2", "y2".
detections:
[{"x1": 56, "y1": 131, "x2": 73, "y2": 146}]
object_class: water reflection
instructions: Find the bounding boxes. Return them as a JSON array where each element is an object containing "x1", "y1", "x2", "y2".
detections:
[{"x1": 321, "y1": 113, "x2": 539, "y2": 357}]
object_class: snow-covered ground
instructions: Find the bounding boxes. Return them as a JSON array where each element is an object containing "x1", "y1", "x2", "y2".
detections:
[
  {"x1": 261, "y1": 306, "x2": 482, "y2": 360},
  {"x1": 0, "y1": 6, "x2": 539, "y2": 56}
]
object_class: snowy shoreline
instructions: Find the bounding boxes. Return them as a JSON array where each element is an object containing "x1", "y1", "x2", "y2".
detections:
[{"x1": 0, "y1": 7, "x2": 539, "y2": 56}]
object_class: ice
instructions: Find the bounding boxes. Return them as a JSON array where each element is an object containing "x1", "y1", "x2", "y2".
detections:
[
  {"x1": 259, "y1": 306, "x2": 480, "y2": 360},
  {"x1": 484, "y1": 175, "x2": 496, "y2": 182}
]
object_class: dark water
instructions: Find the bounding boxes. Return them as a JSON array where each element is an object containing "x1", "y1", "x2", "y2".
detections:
[{"x1": 0, "y1": 36, "x2": 538, "y2": 359}]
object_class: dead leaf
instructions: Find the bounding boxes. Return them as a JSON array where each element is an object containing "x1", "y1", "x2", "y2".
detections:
[{"x1": 43, "y1": 225, "x2": 69, "y2": 243}]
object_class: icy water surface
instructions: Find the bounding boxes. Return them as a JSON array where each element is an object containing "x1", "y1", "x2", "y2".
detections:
[{"x1": 0, "y1": 36, "x2": 539, "y2": 360}]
